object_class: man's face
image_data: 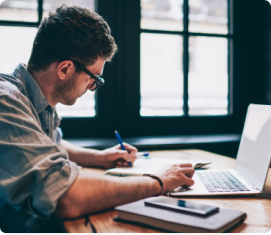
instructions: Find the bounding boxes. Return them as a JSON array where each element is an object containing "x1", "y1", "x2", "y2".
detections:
[{"x1": 56, "y1": 57, "x2": 105, "y2": 105}]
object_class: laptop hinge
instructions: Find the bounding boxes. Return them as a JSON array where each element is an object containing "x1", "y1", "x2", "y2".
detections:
[
  {"x1": 252, "y1": 186, "x2": 261, "y2": 192},
  {"x1": 233, "y1": 170, "x2": 261, "y2": 192}
]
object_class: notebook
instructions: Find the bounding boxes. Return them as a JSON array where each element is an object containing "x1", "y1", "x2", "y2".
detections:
[
  {"x1": 105, "y1": 157, "x2": 211, "y2": 176},
  {"x1": 114, "y1": 196, "x2": 247, "y2": 233},
  {"x1": 169, "y1": 104, "x2": 271, "y2": 196}
]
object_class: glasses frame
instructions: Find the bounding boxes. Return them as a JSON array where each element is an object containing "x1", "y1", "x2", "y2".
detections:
[{"x1": 69, "y1": 59, "x2": 105, "y2": 91}]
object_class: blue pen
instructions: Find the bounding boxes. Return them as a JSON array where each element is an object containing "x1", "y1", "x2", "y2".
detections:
[
  {"x1": 136, "y1": 152, "x2": 149, "y2": 157},
  {"x1": 115, "y1": 130, "x2": 132, "y2": 167}
]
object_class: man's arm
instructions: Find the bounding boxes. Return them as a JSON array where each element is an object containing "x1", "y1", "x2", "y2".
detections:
[
  {"x1": 54, "y1": 163, "x2": 195, "y2": 219},
  {"x1": 0, "y1": 95, "x2": 80, "y2": 217},
  {"x1": 60, "y1": 139, "x2": 137, "y2": 168}
]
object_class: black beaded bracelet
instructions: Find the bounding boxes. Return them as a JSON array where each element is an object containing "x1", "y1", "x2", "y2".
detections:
[{"x1": 142, "y1": 173, "x2": 164, "y2": 196}]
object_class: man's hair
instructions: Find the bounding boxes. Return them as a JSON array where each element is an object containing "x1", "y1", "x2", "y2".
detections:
[{"x1": 28, "y1": 4, "x2": 117, "y2": 71}]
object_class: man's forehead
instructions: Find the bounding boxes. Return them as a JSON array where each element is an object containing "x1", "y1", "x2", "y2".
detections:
[{"x1": 87, "y1": 57, "x2": 105, "y2": 75}]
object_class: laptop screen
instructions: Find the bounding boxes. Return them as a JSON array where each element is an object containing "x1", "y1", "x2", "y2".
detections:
[{"x1": 235, "y1": 104, "x2": 271, "y2": 191}]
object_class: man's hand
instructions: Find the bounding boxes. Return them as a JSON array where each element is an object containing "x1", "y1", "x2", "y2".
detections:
[
  {"x1": 98, "y1": 143, "x2": 138, "y2": 169},
  {"x1": 155, "y1": 163, "x2": 195, "y2": 195},
  {"x1": 60, "y1": 139, "x2": 138, "y2": 169}
]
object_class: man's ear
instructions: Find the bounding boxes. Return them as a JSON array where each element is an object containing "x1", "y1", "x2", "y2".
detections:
[{"x1": 57, "y1": 60, "x2": 75, "y2": 80}]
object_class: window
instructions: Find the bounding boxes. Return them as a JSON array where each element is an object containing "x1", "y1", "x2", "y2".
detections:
[
  {"x1": 89, "y1": 0, "x2": 234, "y2": 139},
  {"x1": 140, "y1": 0, "x2": 230, "y2": 116},
  {"x1": 1, "y1": 0, "x2": 241, "y2": 139},
  {"x1": 0, "y1": 0, "x2": 96, "y2": 118},
  {"x1": 0, "y1": 26, "x2": 37, "y2": 73},
  {"x1": 0, "y1": 0, "x2": 38, "y2": 22}
]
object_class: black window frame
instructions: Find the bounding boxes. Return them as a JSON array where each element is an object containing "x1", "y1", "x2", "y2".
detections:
[
  {"x1": 2, "y1": 0, "x2": 269, "y2": 140},
  {"x1": 140, "y1": 0, "x2": 233, "y2": 117},
  {"x1": 0, "y1": 0, "x2": 43, "y2": 27},
  {"x1": 89, "y1": 0, "x2": 242, "y2": 137}
]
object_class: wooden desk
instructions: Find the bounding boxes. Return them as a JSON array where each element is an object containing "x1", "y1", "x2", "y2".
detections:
[{"x1": 64, "y1": 149, "x2": 271, "y2": 233}]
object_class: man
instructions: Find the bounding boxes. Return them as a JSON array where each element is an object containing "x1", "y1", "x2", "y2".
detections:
[{"x1": 0, "y1": 5, "x2": 195, "y2": 232}]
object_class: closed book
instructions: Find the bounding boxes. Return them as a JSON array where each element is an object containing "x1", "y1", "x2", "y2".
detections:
[{"x1": 115, "y1": 197, "x2": 246, "y2": 233}]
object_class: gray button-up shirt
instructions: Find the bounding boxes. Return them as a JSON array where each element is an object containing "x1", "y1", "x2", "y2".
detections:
[{"x1": 0, "y1": 63, "x2": 80, "y2": 217}]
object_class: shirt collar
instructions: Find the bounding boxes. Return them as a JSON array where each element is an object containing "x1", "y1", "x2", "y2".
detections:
[{"x1": 14, "y1": 63, "x2": 53, "y2": 114}]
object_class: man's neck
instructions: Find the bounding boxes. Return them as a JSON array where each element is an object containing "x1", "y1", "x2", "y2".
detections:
[{"x1": 27, "y1": 65, "x2": 59, "y2": 107}]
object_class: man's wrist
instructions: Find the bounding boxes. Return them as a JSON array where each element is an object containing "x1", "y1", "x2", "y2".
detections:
[
  {"x1": 84, "y1": 149, "x2": 103, "y2": 167},
  {"x1": 143, "y1": 174, "x2": 164, "y2": 196}
]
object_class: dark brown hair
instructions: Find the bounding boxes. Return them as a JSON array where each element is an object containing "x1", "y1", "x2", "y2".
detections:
[{"x1": 28, "y1": 4, "x2": 117, "y2": 71}]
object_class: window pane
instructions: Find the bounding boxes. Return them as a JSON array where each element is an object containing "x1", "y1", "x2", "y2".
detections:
[
  {"x1": 43, "y1": 0, "x2": 95, "y2": 19},
  {"x1": 48, "y1": 0, "x2": 96, "y2": 117},
  {"x1": 141, "y1": 33, "x2": 183, "y2": 116},
  {"x1": 0, "y1": 0, "x2": 38, "y2": 22},
  {"x1": 141, "y1": 0, "x2": 183, "y2": 31},
  {"x1": 56, "y1": 92, "x2": 95, "y2": 117},
  {"x1": 189, "y1": 0, "x2": 228, "y2": 34},
  {"x1": 0, "y1": 26, "x2": 37, "y2": 73},
  {"x1": 188, "y1": 36, "x2": 228, "y2": 116}
]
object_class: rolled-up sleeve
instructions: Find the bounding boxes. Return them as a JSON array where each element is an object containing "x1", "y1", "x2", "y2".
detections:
[{"x1": 0, "y1": 95, "x2": 80, "y2": 217}]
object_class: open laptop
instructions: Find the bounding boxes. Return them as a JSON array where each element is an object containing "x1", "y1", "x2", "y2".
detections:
[{"x1": 169, "y1": 104, "x2": 271, "y2": 197}]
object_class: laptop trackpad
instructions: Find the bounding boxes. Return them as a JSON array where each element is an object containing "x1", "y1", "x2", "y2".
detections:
[{"x1": 173, "y1": 187, "x2": 193, "y2": 192}]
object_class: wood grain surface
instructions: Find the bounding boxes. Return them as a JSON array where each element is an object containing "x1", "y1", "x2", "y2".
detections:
[{"x1": 63, "y1": 149, "x2": 271, "y2": 233}]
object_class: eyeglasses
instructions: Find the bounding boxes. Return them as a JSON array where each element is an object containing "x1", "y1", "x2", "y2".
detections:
[{"x1": 69, "y1": 59, "x2": 105, "y2": 91}]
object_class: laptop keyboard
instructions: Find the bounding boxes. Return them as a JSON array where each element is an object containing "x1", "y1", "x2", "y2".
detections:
[{"x1": 197, "y1": 171, "x2": 251, "y2": 193}]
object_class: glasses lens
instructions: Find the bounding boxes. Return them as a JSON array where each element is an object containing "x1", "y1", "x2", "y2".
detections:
[
  {"x1": 91, "y1": 77, "x2": 104, "y2": 91},
  {"x1": 90, "y1": 81, "x2": 103, "y2": 91},
  {"x1": 90, "y1": 81, "x2": 97, "y2": 91},
  {"x1": 95, "y1": 82, "x2": 102, "y2": 90}
]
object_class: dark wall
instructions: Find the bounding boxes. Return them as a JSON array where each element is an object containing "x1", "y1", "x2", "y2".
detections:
[
  {"x1": 234, "y1": 0, "x2": 271, "y2": 108},
  {"x1": 211, "y1": 0, "x2": 271, "y2": 158}
]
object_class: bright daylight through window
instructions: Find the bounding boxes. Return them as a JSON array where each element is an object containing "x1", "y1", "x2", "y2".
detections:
[
  {"x1": 140, "y1": 0, "x2": 229, "y2": 116},
  {"x1": 0, "y1": 0, "x2": 96, "y2": 117}
]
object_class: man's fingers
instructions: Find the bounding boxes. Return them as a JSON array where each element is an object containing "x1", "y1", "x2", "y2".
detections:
[
  {"x1": 116, "y1": 160, "x2": 129, "y2": 167},
  {"x1": 178, "y1": 163, "x2": 193, "y2": 168},
  {"x1": 117, "y1": 143, "x2": 137, "y2": 166},
  {"x1": 116, "y1": 150, "x2": 133, "y2": 165},
  {"x1": 180, "y1": 167, "x2": 195, "y2": 178},
  {"x1": 115, "y1": 142, "x2": 137, "y2": 156},
  {"x1": 181, "y1": 176, "x2": 195, "y2": 187},
  {"x1": 122, "y1": 142, "x2": 138, "y2": 156},
  {"x1": 124, "y1": 152, "x2": 133, "y2": 163},
  {"x1": 131, "y1": 154, "x2": 137, "y2": 165}
]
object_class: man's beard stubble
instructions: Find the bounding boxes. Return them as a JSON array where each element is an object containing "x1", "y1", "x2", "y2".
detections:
[{"x1": 55, "y1": 73, "x2": 79, "y2": 106}]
